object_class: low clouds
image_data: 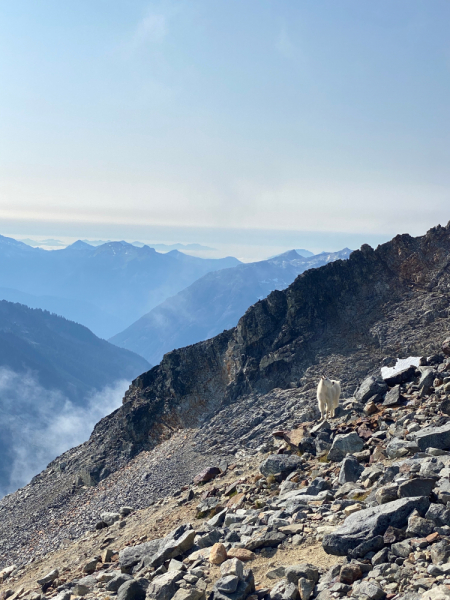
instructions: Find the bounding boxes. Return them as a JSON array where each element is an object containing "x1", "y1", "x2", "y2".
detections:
[{"x1": 0, "y1": 368, "x2": 128, "y2": 498}]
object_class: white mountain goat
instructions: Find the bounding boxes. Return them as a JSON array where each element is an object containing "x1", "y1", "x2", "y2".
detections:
[{"x1": 317, "y1": 375, "x2": 341, "y2": 420}]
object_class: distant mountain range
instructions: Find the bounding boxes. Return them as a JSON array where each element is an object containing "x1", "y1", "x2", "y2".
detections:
[
  {"x1": 0, "y1": 235, "x2": 240, "y2": 338},
  {"x1": 20, "y1": 238, "x2": 215, "y2": 252},
  {"x1": 110, "y1": 248, "x2": 352, "y2": 365},
  {"x1": 0, "y1": 300, "x2": 150, "y2": 494}
]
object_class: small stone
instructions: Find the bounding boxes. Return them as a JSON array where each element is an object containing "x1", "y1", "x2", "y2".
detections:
[
  {"x1": 220, "y1": 558, "x2": 245, "y2": 580},
  {"x1": 339, "y1": 563, "x2": 362, "y2": 584},
  {"x1": 209, "y1": 543, "x2": 228, "y2": 565},
  {"x1": 216, "y1": 575, "x2": 239, "y2": 593},
  {"x1": 226, "y1": 548, "x2": 255, "y2": 562},
  {"x1": 266, "y1": 566, "x2": 286, "y2": 580},
  {"x1": 83, "y1": 558, "x2": 99, "y2": 574},
  {"x1": 119, "y1": 506, "x2": 133, "y2": 516},
  {"x1": 100, "y1": 512, "x2": 121, "y2": 526},
  {"x1": 298, "y1": 577, "x2": 315, "y2": 600},
  {"x1": 37, "y1": 569, "x2": 59, "y2": 587}
]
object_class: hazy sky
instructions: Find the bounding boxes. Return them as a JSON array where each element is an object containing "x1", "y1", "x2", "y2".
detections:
[{"x1": 1, "y1": 1, "x2": 449, "y2": 258}]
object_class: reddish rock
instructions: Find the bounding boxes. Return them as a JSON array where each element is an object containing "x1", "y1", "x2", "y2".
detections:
[
  {"x1": 339, "y1": 563, "x2": 363, "y2": 584},
  {"x1": 209, "y1": 543, "x2": 228, "y2": 565},
  {"x1": 193, "y1": 467, "x2": 221, "y2": 485}
]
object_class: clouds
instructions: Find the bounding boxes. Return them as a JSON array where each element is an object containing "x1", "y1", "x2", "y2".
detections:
[
  {"x1": 131, "y1": 12, "x2": 167, "y2": 50},
  {"x1": 0, "y1": 368, "x2": 128, "y2": 498}
]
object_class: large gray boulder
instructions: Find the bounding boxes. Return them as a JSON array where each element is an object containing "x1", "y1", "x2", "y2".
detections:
[
  {"x1": 119, "y1": 524, "x2": 195, "y2": 573},
  {"x1": 328, "y1": 432, "x2": 364, "y2": 462},
  {"x1": 149, "y1": 524, "x2": 196, "y2": 568},
  {"x1": 322, "y1": 496, "x2": 430, "y2": 556},
  {"x1": 119, "y1": 539, "x2": 162, "y2": 573},
  {"x1": 259, "y1": 455, "x2": 302, "y2": 477},
  {"x1": 413, "y1": 423, "x2": 450, "y2": 452},
  {"x1": 146, "y1": 571, "x2": 184, "y2": 600},
  {"x1": 355, "y1": 376, "x2": 388, "y2": 403},
  {"x1": 338, "y1": 455, "x2": 364, "y2": 484},
  {"x1": 117, "y1": 579, "x2": 148, "y2": 600}
]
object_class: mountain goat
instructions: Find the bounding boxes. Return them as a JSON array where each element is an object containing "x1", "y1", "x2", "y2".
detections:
[{"x1": 317, "y1": 375, "x2": 341, "y2": 420}]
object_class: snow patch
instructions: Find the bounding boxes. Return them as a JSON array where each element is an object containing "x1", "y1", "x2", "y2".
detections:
[{"x1": 381, "y1": 356, "x2": 421, "y2": 379}]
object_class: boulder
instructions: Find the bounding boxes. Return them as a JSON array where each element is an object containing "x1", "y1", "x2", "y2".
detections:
[
  {"x1": 245, "y1": 531, "x2": 286, "y2": 551},
  {"x1": 375, "y1": 484, "x2": 399, "y2": 505},
  {"x1": 338, "y1": 455, "x2": 364, "y2": 484},
  {"x1": 210, "y1": 543, "x2": 228, "y2": 565},
  {"x1": 422, "y1": 586, "x2": 450, "y2": 600},
  {"x1": 339, "y1": 564, "x2": 362, "y2": 584},
  {"x1": 105, "y1": 574, "x2": 133, "y2": 592},
  {"x1": 259, "y1": 455, "x2": 302, "y2": 478},
  {"x1": 285, "y1": 564, "x2": 319, "y2": 585},
  {"x1": 269, "y1": 580, "x2": 300, "y2": 600},
  {"x1": 355, "y1": 377, "x2": 388, "y2": 403},
  {"x1": 386, "y1": 438, "x2": 419, "y2": 458},
  {"x1": 212, "y1": 568, "x2": 254, "y2": 600},
  {"x1": 431, "y1": 540, "x2": 450, "y2": 564},
  {"x1": 383, "y1": 366, "x2": 417, "y2": 387},
  {"x1": 117, "y1": 579, "x2": 148, "y2": 600},
  {"x1": 193, "y1": 467, "x2": 221, "y2": 485},
  {"x1": 398, "y1": 478, "x2": 435, "y2": 498},
  {"x1": 322, "y1": 496, "x2": 430, "y2": 555},
  {"x1": 37, "y1": 569, "x2": 59, "y2": 587},
  {"x1": 100, "y1": 512, "x2": 121, "y2": 526},
  {"x1": 172, "y1": 590, "x2": 205, "y2": 600},
  {"x1": 382, "y1": 385, "x2": 404, "y2": 407},
  {"x1": 119, "y1": 539, "x2": 162, "y2": 573},
  {"x1": 352, "y1": 581, "x2": 386, "y2": 600},
  {"x1": 406, "y1": 510, "x2": 435, "y2": 538},
  {"x1": 226, "y1": 548, "x2": 255, "y2": 562},
  {"x1": 413, "y1": 423, "x2": 450, "y2": 452},
  {"x1": 418, "y1": 368, "x2": 436, "y2": 395},
  {"x1": 328, "y1": 433, "x2": 364, "y2": 462},
  {"x1": 146, "y1": 571, "x2": 183, "y2": 600},
  {"x1": 150, "y1": 524, "x2": 196, "y2": 568},
  {"x1": 442, "y1": 338, "x2": 450, "y2": 356},
  {"x1": 221, "y1": 558, "x2": 245, "y2": 580},
  {"x1": 298, "y1": 578, "x2": 315, "y2": 600},
  {"x1": 425, "y1": 503, "x2": 450, "y2": 526}
]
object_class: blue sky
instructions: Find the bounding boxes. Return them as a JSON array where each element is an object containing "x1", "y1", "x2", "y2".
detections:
[{"x1": 0, "y1": 1, "x2": 449, "y2": 259}]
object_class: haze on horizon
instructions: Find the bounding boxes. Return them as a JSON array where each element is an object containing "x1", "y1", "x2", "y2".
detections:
[{"x1": 1, "y1": 1, "x2": 449, "y2": 259}]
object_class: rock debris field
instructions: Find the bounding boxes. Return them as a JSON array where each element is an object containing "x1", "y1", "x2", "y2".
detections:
[{"x1": 4, "y1": 341, "x2": 450, "y2": 599}]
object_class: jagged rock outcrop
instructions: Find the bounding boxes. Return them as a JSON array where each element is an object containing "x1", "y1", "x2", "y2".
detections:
[{"x1": 77, "y1": 222, "x2": 450, "y2": 481}]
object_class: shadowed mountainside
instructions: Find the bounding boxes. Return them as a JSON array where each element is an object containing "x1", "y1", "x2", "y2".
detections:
[{"x1": 110, "y1": 248, "x2": 352, "y2": 365}]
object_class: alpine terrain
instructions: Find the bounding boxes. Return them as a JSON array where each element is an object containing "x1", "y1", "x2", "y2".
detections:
[{"x1": 2, "y1": 224, "x2": 450, "y2": 600}]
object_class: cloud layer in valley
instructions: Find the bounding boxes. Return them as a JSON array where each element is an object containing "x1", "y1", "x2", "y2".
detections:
[{"x1": 0, "y1": 368, "x2": 128, "y2": 498}]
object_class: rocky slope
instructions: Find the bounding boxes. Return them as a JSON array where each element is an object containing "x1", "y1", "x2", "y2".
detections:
[
  {"x1": 110, "y1": 249, "x2": 352, "y2": 366},
  {"x1": 2, "y1": 223, "x2": 450, "y2": 599},
  {"x1": 3, "y1": 346, "x2": 450, "y2": 600}
]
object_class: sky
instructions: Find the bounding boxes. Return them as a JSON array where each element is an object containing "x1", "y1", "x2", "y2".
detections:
[{"x1": 1, "y1": 1, "x2": 449, "y2": 259}]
